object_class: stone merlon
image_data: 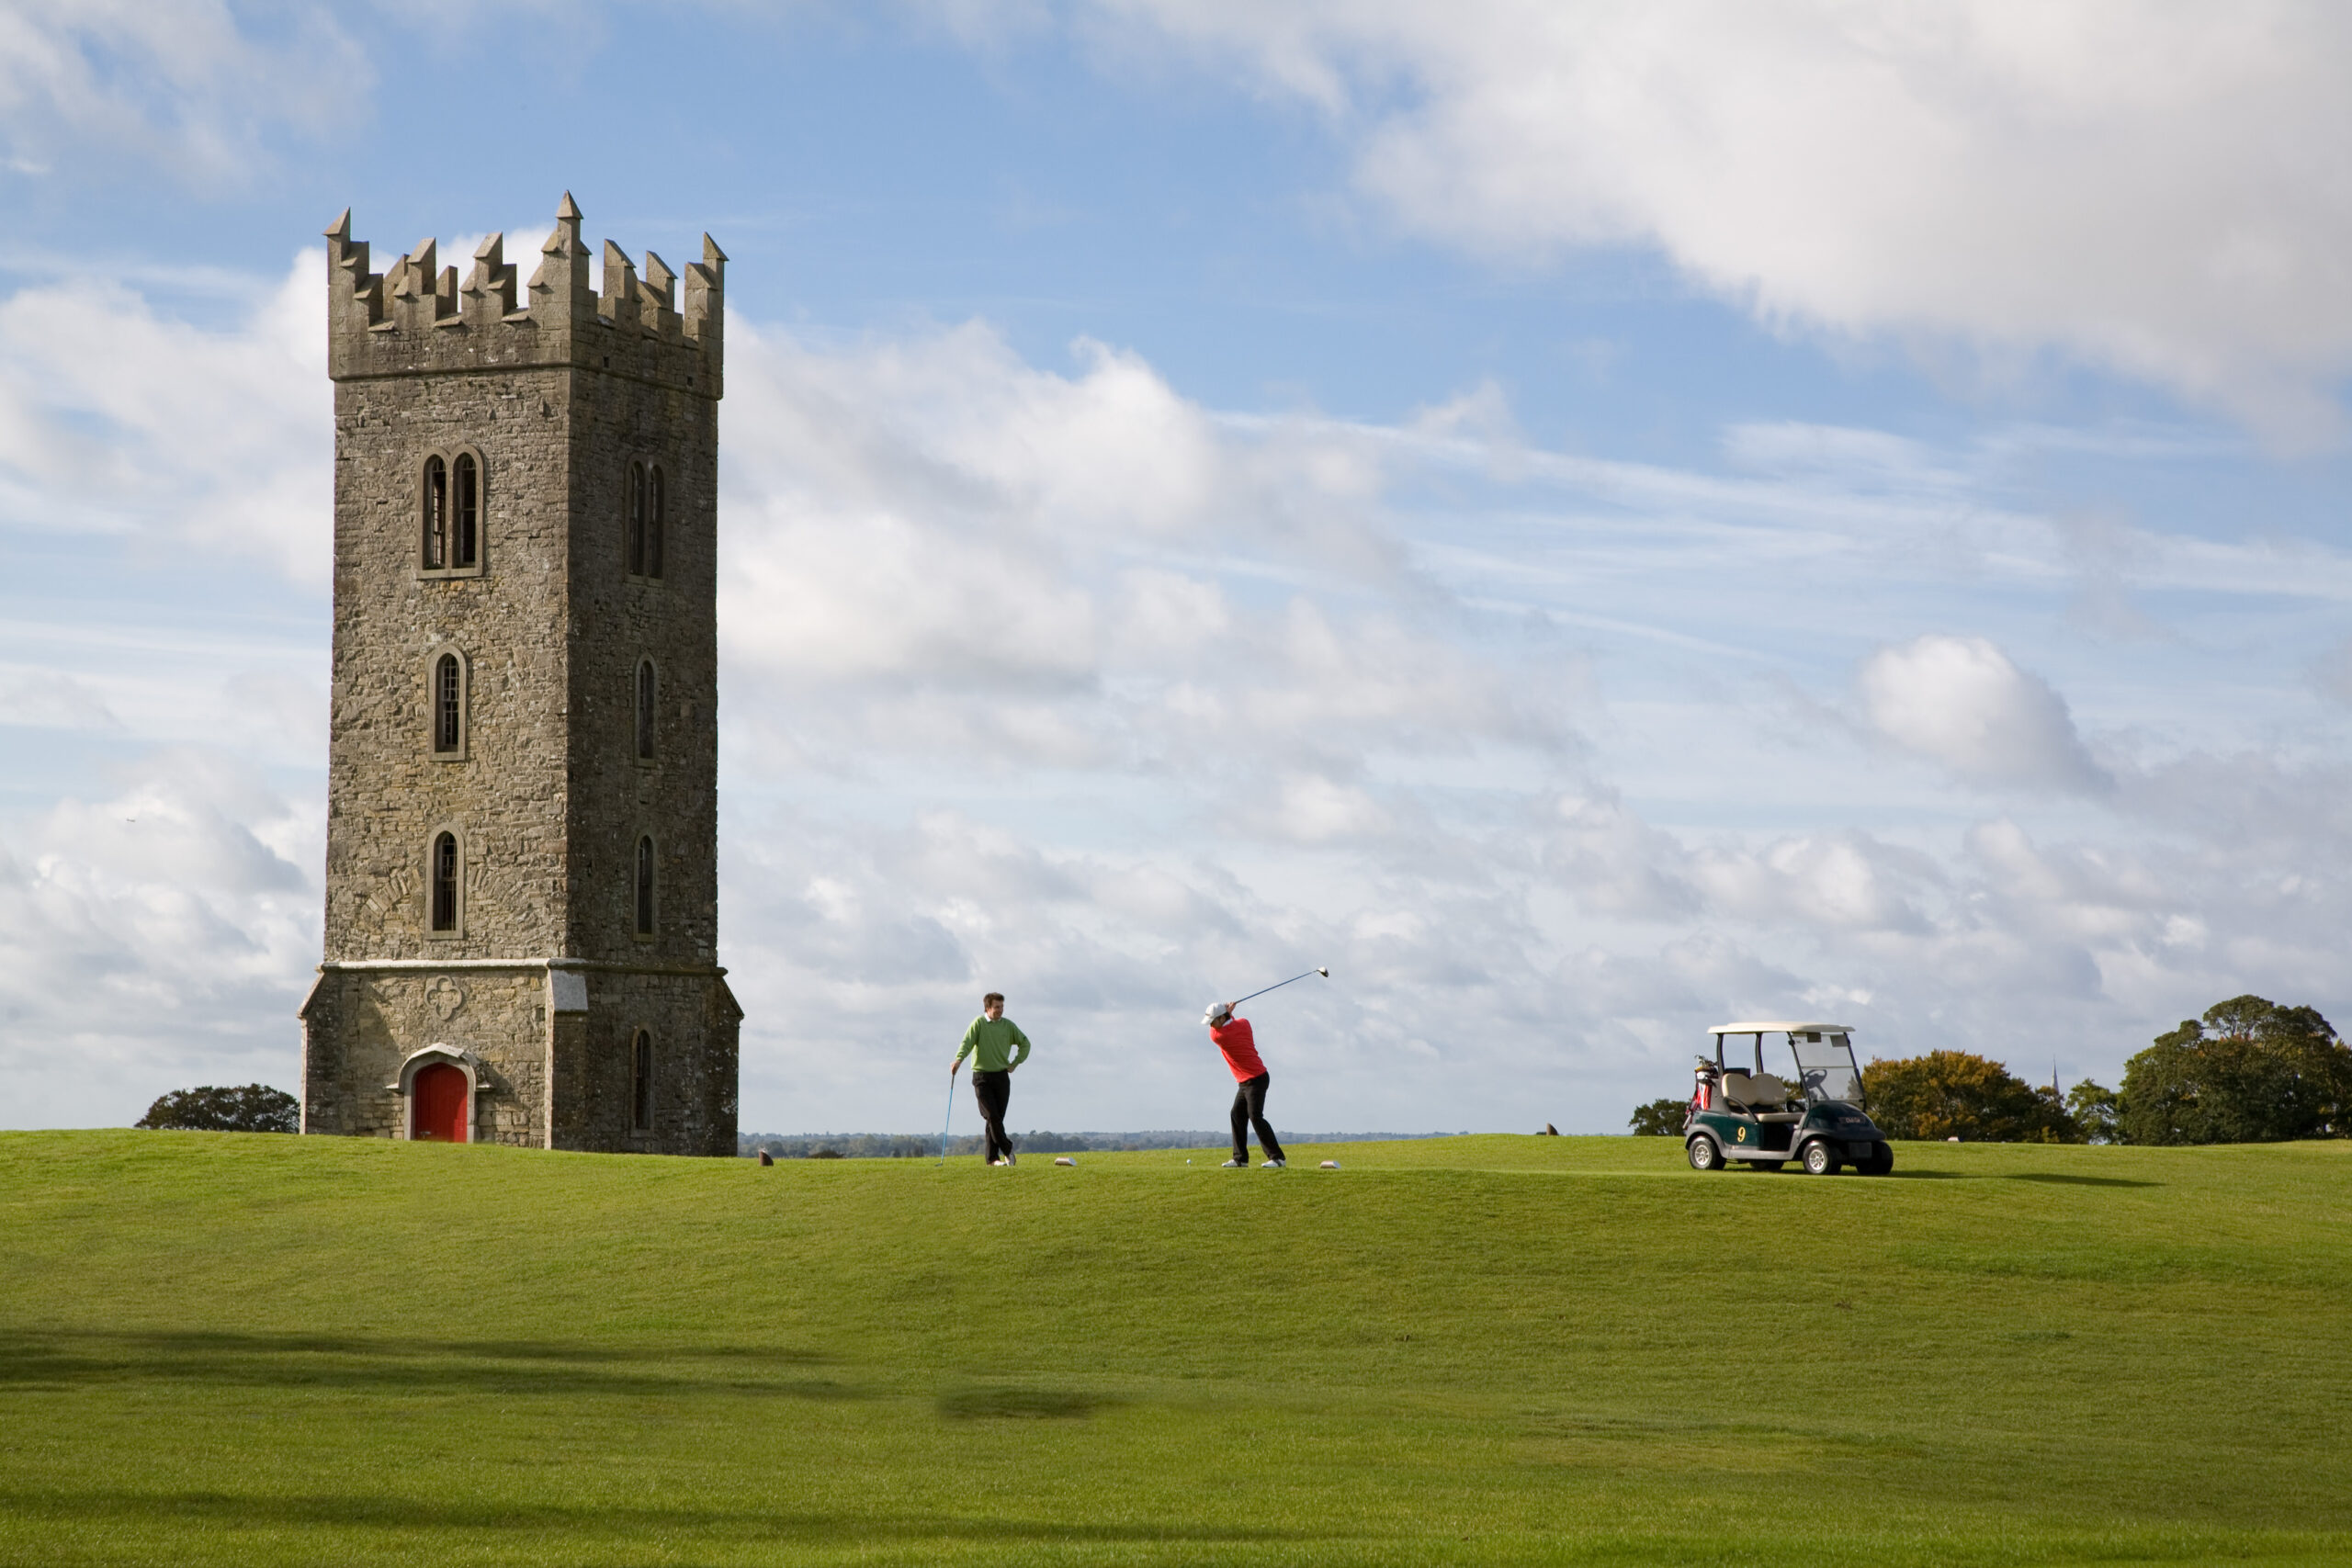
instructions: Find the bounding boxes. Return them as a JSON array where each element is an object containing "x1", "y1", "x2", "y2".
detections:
[{"x1": 323, "y1": 193, "x2": 724, "y2": 399}]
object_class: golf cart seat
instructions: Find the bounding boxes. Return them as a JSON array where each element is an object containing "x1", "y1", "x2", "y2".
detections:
[{"x1": 1720, "y1": 1071, "x2": 1777, "y2": 1108}]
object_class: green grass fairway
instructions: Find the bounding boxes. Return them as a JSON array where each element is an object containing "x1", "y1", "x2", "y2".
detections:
[{"x1": 4, "y1": 1132, "x2": 2348, "y2": 1565}]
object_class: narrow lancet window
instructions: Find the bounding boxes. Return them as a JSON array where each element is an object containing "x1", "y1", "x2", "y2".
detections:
[
  {"x1": 452, "y1": 453, "x2": 479, "y2": 568},
  {"x1": 631, "y1": 1030, "x2": 653, "y2": 1131},
  {"x1": 635, "y1": 835, "x2": 655, "y2": 935},
  {"x1": 423, "y1": 456, "x2": 448, "y2": 570},
  {"x1": 431, "y1": 832, "x2": 459, "y2": 932},
  {"x1": 635, "y1": 660, "x2": 656, "y2": 761},
  {"x1": 434, "y1": 653, "x2": 462, "y2": 754},
  {"x1": 647, "y1": 466, "x2": 665, "y2": 580},
  {"x1": 628, "y1": 462, "x2": 648, "y2": 577}
]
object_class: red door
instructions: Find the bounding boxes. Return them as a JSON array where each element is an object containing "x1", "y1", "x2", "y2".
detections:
[{"x1": 412, "y1": 1064, "x2": 469, "y2": 1143}]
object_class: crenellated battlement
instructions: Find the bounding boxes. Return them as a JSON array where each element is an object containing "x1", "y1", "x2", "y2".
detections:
[{"x1": 325, "y1": 193, "x2": 724, "y2": 398}]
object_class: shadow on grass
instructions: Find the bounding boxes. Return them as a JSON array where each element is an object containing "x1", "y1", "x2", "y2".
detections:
[
  {"x1": 937, "y1": 1387, "x2": 1114, "y2": 1420},
  {"x1": 0, "y1": 1489, "x2": 1304, "y2": 1545},
  {"x1": 0, "y1": 1330, "x2": 857, "y2": 1401},
  {"x1": 2002, "y1": 1173, "x2": 2161, "y2": 1189}
]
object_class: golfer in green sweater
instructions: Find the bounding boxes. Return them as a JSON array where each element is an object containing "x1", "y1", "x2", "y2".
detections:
[{"x1": 952, "y1": 991, "x2": 1032, "y2": 1166}]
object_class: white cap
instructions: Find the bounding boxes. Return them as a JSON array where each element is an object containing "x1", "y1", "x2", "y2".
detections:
[{"x1": 1204, "y1": 1001, "x2": 1234, "y2": 1026}]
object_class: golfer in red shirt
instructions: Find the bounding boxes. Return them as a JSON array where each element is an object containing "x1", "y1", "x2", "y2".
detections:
[{"x1": 1205, "y1": 1001, "x2": 1286, "y2": 1168}]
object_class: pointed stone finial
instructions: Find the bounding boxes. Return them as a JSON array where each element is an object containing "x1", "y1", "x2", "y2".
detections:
[
  {"x1": 325, "y1": 208, "x2": 352, "y2": 242},
  {"x1": 703, "y1": 233, "x2": 726, "y2": 267},
  {"x1": 548, "y1": 192, "x2": 583, "y2": 254}
]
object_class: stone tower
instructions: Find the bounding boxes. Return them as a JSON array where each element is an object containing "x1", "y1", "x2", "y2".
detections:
[{"x1": 299, "y1": 195, "x2": 740, "y2": 1155}]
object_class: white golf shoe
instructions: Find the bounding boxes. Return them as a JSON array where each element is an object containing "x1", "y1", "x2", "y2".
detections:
[
  {"x1": 1220, "y1": 1157, "x2": 1246, "y2": 1168},
  {"x1": 1261, "y1": 1158, "x2": 1286, "y2": 1169}
]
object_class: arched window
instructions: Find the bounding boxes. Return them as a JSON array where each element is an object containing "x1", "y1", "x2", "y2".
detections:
[
  {"x1": 628, "y1": 462, "x2": 647, "y2": 577},
  {"x1": 433, "y1": 653, "x2": 463, "y2": 755},
  {"x1": 647, "y1": 466, "x2": 665, "y2": 580},
  {"x1": 422, "y1": 456, "x2": 448, "y2": 570},
  {"x1": 431, "y1": 831, "x2": 459, "y2": 932},
  {"x1": 452, "y1": 453, "x2": 480, "y2": 569},
  {"x1": 634, "y1": 834, "x2": 655, "y2": 936},
  {"x1": 635, "y1": 659, "x2": 656, "y2": 761},
  {"x1": 630, "y1": 1030, "x2": 653, "y2": 1132}
]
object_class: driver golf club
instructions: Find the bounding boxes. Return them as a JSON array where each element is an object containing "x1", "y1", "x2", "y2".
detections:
[
  {"x1": 937, "y1": 1073, "x2": 956, "y2": 1165},
  {"x1": 1224, "y1": 966, "x2": 1330, "y2": 1010}
]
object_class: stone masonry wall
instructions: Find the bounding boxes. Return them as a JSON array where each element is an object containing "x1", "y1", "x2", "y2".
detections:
[
  {"x1": 566, "y1": 369, "x2": 719, "y2": 966},
  {"x1": 300, "y1": 967, "x2": 550, "y2": 1145},
  {"x1": 323, "y1": 365, "x2": 576, "y2": 960},
  {"x1": 549, "y1": 969, "x2": 740, "y2": 1156}
]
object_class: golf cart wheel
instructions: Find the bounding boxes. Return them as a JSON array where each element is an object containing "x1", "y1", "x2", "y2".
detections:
[
  {"x1": 1801, "y1": 1140, "x2": 1838, "y2": 1177},
  {"x1": 1686, "y1": 1134, "x2": 1722, "y2": 1171},
  {"x1": 1862, "y1": 1142, "x2": 1894, "y2": 1176}
]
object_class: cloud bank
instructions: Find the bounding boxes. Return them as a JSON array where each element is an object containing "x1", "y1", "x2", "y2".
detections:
[
  {"x1": 1066, "y1": 0, "x2": 2352, "y2": 437},
  {"x1": 6, "y1": 243, "x2": 2352, "y2": 1133}
]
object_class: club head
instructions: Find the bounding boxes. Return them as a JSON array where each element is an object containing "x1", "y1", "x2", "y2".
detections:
[{"x1": 1317, "y1": 966, "x2": 1329, "y2": 977}]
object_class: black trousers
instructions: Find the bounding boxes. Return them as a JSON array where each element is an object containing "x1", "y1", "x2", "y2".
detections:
[
  {"x1": 1230, "y1": 1073, "x2": 1283, "y2": 1163},
  {"x1": 971, "y1": 1069, "x2": 1014, "y2": 1163}
]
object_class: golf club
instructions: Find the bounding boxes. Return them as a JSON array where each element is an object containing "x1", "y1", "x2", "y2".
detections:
[
  {"x1": 937, "y1": 1073, "x2": 956, "y2": 1165},
  {"x1": 1225, "y1": 966, "x2": 1330, "y2": 1009}
]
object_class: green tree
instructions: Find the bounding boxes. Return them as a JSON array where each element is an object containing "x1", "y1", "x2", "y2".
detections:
[
  {"x1": 136, "y1": 1085, "x2": 299, "y2": 1134},
  {"x1": 2117, "y1": 995, "x2": 2350, "y2": 1145},
  {"x1": 1627, "y1": 1097, "x2": 1689, "y2": 1135},
  {"x1": 1861, "y1": 1052, "x2": 2079, "y2": 1142},
  {"x1": 2064, "y1": 1079, "x2": 2120, "y2": 1144}
]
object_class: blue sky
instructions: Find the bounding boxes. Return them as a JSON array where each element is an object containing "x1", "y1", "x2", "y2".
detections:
[{"x1": 5, "y1": 3, "x2": 2351, "y2": 1135}]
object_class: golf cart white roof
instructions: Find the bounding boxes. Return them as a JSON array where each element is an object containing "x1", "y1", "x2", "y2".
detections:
[{"x1": 1708, "y1": 1021, "x2": 1853, "y2": 1035}]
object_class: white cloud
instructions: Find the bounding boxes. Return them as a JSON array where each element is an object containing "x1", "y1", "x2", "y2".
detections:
[
  {"x1": 717, "y1": 314, "x2": 1569, "y2": 787},
  {"x1": 1069, "y1": 0, "x2": 2352, "y2": 436},
  {"x1": 0, "y1": 1, "x2": 365, "y2": 184},
  {"x1": 0, "y1": 666, "x2": 121, "y2": 731},
  {"x1": 1857, "y1": 634, "x2": 2105, "y2": 792},
  {"x1": 8, "y1": 248, "x2": 2352, "y2": 1133},
  {"x1": 0, "y1": 750, "x2": 318, "y2": 1128},
  {"x1": 0, "y1": 252, "x2": 329, "y2": 582},
  {"x1": 1696, "y1": 831, "x2": 1937, "y2": 935}
]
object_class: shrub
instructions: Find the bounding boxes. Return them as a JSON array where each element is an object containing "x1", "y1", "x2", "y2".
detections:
[{"x1": 136, "y1": 1085, "x2": 299, "y2": 1134}]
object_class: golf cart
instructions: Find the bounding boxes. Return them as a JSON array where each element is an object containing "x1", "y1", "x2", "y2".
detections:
[{"x1": 1684, "y1": 1022, "x2": 1893, "y2": 1176}]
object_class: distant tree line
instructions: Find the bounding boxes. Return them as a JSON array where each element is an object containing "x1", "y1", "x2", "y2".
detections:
[
  {"x1": 1628, "y1": 995, "x2": 2349, "y2": 1145},
  {"x1": 136, "y1": 1085, "x2": 299, "y2": 1134}
]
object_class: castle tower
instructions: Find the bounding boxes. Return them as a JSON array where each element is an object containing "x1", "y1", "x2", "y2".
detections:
[{"x1": 299, "y1": 195, "x2": 740, "y2": 1155}]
